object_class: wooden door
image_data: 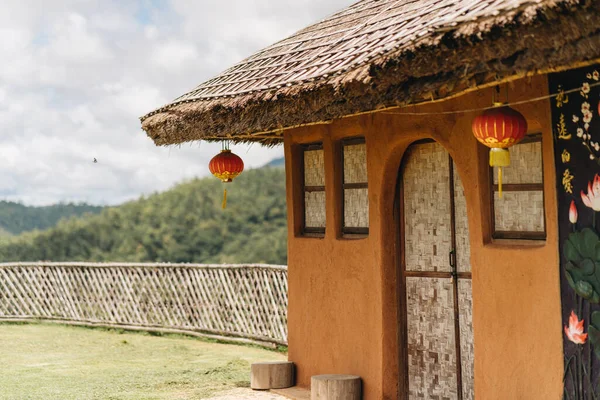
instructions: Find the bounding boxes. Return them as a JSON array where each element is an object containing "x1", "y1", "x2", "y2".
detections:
[{"x1": 400, "y1": 141, "x2": 474, "y2": 400}]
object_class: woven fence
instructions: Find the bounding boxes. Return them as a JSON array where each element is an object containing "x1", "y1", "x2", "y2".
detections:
[{"x1": 0, "y1": 262, "x2": 288, "y2": 346}]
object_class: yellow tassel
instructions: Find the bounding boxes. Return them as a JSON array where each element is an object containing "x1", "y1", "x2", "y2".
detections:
[
  {"x1": 490, "y1": 148, "x2": 510, "y2": 199},
  {"x1": 489, "y1": 148, "x2": 510, "y2": 167},
  {"x1": 498, "y1": 167, "x2": 503, "y2": 199},
  {"x1": 222, "y1": 189, "x2": 227, "y2": 209}
]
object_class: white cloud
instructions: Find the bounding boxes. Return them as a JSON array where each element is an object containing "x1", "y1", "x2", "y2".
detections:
[
  {"x1": 152, "y1": 40, "x2": 199, "y2": 71},
  {"x1": 0, "y1": 0, "x2": 352, "y2": 206},
  {"x1": 43, "y1": 13, "x2": 114, "y2": 62}
]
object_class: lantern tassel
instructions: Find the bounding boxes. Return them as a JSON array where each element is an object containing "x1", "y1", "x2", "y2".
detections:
[
  {"x1": 490, "y1": 148, "x2": 510, "y2": 199},
  {"x1": 222, "y1": 189, "x2": 227, "y2": 209},
  {"x1": 498, "y1": 167, "x2": 503, "y2": 199}
]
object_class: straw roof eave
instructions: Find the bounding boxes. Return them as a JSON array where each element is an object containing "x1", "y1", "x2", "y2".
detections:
[{"x1": 141, "y1": 1, "x2": 600, "y2": 146}]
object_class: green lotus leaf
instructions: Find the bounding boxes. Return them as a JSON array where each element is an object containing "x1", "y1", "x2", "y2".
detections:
[
  {"x1": 566, "y1": 262, "x2": 587, "y2": 290},
  {"x1": 566, "y1": 260, "x2": 578, "y2": 273},
  {"x1": 588, "y1": 326, "x2": 600, "y2": 359},
  {"x1": 595, "y1": 242, "x2": 600, "y2": 261},
  {"x1": 595, "y1": 261, "x2": 600, "y2": 282},
  {"x1": 586, "y1": 313, "x2": 600, "y2": 358},
  {"x1": 566, "y1": 261, "x2": 592, "y2": 285},
  {"x1": 591, "y1": 311, "x2": 600, "y2": 330},
  {"x1": 565, "y1": 238, "x2": 583, "y2": 263},
  {"x1": 564, "y1": 230, "x2": 600, "y2": 301},
  {"x1": 583, "y1": 259, "x2": 596, "y2": 275},
  {"x1": 572, "y1": 280, "x2": 600, "y2": 303},
  {"x1": 576, "y1": 280, "x2": 594, "y2": 299},
  {"x1": 582, "y1": 228, "x2": 600, "y2": 255},
  {"x1": 565, "y1": 269, "x2": 577, "y2": 291},
  {"x1": 565, "y1": 229, "x2": 600, "y2": 263}
]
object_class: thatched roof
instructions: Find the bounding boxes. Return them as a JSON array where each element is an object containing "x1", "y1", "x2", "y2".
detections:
[{"x1": 141, "y1": 0, "x2": 600, "y2": 146}]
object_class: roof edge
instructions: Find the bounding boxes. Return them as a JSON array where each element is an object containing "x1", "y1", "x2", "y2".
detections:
[{"x1": 142, "y1": 2, "x2": 600, "y2": 146}]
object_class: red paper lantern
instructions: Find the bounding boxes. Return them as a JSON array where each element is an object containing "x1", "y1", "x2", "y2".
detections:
[
  {"x1": 209, "y1": 149, "x2": 244, "y2": 208},
  {"x1": 472, "y1": 104, "x2": 528, "y2": 197}
]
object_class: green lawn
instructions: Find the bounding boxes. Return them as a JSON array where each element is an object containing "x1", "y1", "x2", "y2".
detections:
[{"x1": 0, "y1": 323, "x2": 285, "y2": 400}]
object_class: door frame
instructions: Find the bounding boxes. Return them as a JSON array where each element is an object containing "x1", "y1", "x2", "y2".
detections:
[{"x1": 395, "y1": 139, "x2": 472, "y2": 400}]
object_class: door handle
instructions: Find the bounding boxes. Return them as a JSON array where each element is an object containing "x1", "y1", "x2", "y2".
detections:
[{"x1": 449, "y1": 250, "x2": 457, "y2": 283}]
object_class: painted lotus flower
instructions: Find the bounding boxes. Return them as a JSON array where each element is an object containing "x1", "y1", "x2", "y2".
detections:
[
  {"x1": 581, "y1": 174, "x2": 600, "y2": 211},
  {"x1": 570, "y1": 200, "x2": 578, "y2": 224},
  {"x1": 565, "y1": 311, "x2": 588, "y2": 344}
]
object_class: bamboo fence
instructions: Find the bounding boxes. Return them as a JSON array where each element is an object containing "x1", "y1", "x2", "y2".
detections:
[{"x1": 0, "y1": 262, "x2": 288, "y2": 346}]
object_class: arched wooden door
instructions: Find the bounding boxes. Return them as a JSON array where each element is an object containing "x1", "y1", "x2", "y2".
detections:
[{"x1": 399, "y1": 141, "x2": 474, "y2": 400}]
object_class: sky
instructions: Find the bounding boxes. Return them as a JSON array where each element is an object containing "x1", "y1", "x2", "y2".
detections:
[{"x1": 0, "y1": 0, "x2": 352, "y2": 206}]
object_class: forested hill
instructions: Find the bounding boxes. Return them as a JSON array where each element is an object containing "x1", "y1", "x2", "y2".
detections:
[
  {"x1": 0, "y1": 201, "x2": 103, "y2": 236},
  {"x1": 264, "y1": 157, "x2": 284, "y2": 168},
  {"x1": 0, "y1": 167, "x2": 287, "y2": 264}
]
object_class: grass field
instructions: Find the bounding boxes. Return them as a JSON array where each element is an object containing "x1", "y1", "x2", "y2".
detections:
[{"x1": 0, "y1": 323, "x2": 285, "y2": 400}]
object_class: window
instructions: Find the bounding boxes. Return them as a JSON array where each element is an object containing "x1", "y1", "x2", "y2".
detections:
[
  {"x1": 342, "y1": 137, "x2": 369, "y2": 235},
  {"x1": 491, "y1": 134, "x2": 545, "y2": 240},
  {"x1": 302, "y1": 143, "x2": 326, "y2": 235}
]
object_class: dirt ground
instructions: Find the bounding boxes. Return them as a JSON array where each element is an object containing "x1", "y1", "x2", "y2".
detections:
[{"x1": 205, "y1": 388, "x2": 286, "y2": 399}]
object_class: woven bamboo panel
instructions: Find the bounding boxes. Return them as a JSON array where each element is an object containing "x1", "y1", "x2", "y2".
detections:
[
  {"x1": 494, "y1": 191, "x2": 545, "y2": 232},
  {"x1": 458, "y1": 279, "x2": 474, "y2": 400},
  {"x1": 344, "y1": 142, "x2": 369, "y2": 229},
  {"x1": 343, "y1": 143, "x2": 368, "y2": 184},
  {"x1": 344, "y1": 188, "x2": 369, "y2": 228},
  {"x1": 0, "y1": 263, "x2": 288, "y2": 345},
  {"x1": 406, "y1": 276, "x2": 458, "y2": 399},
  {"x1": 305, "y1": 191, "x2": 326, "y2": 228},
  {"x1": 453, "y1": 163, "x2": 471, "y2": 273},
  {"x1": 404, "y1": 142, "x2": 452, "y2": 272},
  {"x1": 304, "y1": 149, "x2": 325, "y2": 186},
  {"x1": 493, "y1": 140, "x2": 543, "y2": 184}
]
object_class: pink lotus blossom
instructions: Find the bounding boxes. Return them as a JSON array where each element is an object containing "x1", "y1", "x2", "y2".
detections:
[
  {"x1": 581, "y1": 174, "x2": 600, "y2": 211},
  {"x1": 569, "y1": 200, "x2": 578, "y2": 224},
  {"x1": 565, "y1": 311, "x2": 588, "y2": 345}
]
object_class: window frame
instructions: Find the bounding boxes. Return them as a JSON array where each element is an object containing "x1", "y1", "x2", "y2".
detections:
[
  {"x1": 489, "y1": 133, "x2": 546, "y2": 241},
  {"x1": 341, "y1": 136, "x2": 369, "y2": 236},
  {"x1": 301, "y1": 142, "x2": 326, "y2": 236}
]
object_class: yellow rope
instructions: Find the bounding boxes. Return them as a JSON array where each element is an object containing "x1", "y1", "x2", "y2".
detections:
[{"x1": 381, "y1": 80, "x2": 600, "y2": 116}]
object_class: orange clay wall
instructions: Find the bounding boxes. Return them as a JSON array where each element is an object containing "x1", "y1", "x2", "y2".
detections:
[{"x1": 283, "y1": 74, "x2": 563, "y2": 400}]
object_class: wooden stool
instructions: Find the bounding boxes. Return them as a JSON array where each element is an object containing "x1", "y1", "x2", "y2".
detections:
[
  {"x1": 251, "y1": 361, "x2": 295, "y2": 390},
  {"x1": 311, "y1": 374, "x2": 361, "y2": 400}
]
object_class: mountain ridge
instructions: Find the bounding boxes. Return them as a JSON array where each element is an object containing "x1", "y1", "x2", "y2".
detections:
[
  {"x1": 0, "y1": 167, "x2": 287, "y2": 264},
  {"x1": 0, "y1": 201, "x2": 104, "y2": 236}
]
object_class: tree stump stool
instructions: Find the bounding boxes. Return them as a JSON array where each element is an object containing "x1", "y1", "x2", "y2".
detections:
[
  {"x1": 251, "y1": 361, "x2": 295, "y2": 390},
  {"x1": 311, "y1": 374, "x2": 361, "y2": 400}
]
